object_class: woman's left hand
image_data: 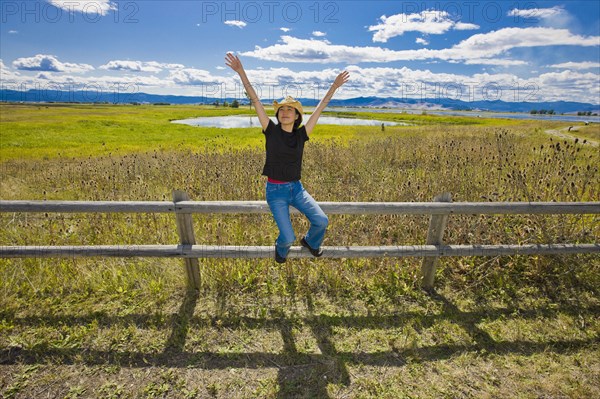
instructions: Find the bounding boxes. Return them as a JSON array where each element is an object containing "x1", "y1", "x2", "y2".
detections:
[
  {"x1": 225, "y1": 53, "x2": 245, "y2": 74},
  {"x1": 334, "y1": 71, "x2": 350, "y2": 89}
]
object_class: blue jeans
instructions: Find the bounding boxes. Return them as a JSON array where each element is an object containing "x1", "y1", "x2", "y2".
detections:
[{"x1": 266, "y1": 180, "x2": 328, "y2": 258}]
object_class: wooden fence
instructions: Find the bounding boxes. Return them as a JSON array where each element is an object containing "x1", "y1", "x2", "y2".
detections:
[{"x1": 1, "y1": 191, "x2": 599, "y2": 290}]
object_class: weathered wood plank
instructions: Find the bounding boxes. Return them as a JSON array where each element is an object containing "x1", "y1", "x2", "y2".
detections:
[
  {"x1": 421, "y1": 192, "x2": 452, "y2": 290},
  {"x1": 1, "y1": 244, "x2": 598, "y2": 258},
  {"x1": 173, "y1": 191, "x2": 201, "y2": 290},
  {"x1": 0, "y1": 200, "x2": 175, "y2": 213},
  {"x1": 1, "y1": 200, "x2": 599, "y2": 215}
]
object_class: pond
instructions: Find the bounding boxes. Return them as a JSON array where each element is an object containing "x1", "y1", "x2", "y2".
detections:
[{"x1": 171, "y1": 115, "x2": 407, "y2": 128}]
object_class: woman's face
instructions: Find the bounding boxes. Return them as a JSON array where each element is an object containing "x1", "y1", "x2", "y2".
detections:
[{"x1": 277, "y1": 106, "x2": 298, "y2": 124}]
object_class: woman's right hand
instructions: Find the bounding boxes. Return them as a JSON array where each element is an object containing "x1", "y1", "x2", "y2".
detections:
[{"x1": 225, "y1": 53, "x2": 244, "y2": 74}]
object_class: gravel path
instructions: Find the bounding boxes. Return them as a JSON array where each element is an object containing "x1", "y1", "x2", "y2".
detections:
[{"x1": 544, "y1": 126, "x2": 599, "y2": 147}]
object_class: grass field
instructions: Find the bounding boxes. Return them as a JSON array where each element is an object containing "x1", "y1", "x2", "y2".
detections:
[
  {"x1": 0, "y1": 103, "x2": 529, "y2": 161},
  {"x1": 1, "y1": 103, "x2": 599, "y2": 398}
]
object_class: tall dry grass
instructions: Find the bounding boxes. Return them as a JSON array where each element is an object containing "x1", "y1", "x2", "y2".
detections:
[{"x1": 1, "y1": 125, "x2": 598, "y2": 305}]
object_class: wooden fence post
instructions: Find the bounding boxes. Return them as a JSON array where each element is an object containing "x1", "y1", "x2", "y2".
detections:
[
  {"x1": 173, "y1": 190, "x2": 201, "y2": 291},
  {"x1": 421, "y1": 192, "x2": 452, "y2": 291}
]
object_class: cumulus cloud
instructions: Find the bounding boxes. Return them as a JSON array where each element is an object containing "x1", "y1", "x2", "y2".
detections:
[
  {"x1": 280, "y1": 27, "x2": 291, "y2": 32},
  {"x1": 538, "y1": 70, "x2": 599, "y2": 87},
  {"x1": 440, "y1": 27, "x2": 598, "y2": 61},
  {"x1": 12, "y1": 54, "x2": 94, "y2": 73},
  {"x1": 548, "y1": 61, "x2": 600, "y2": 70},
  {"x1": 236, "y1": 65, "x2": 518, "y2": 101},
  {"x1": 224, "y1": 20, "x2": 247, "y2": 28},
  {"x1": 312, "y1": 31, "x2": 327, "y2": 37},
  {"x1": 4, "y1": 57, "x2": 599, "y2": 104},
  {"x1": 100, "y1": 60, "x2": 185, "y2": 73},
  {"x1": 416, "y1": 37, "x2": 429, "y2": 46},
  {"x1": 242, "y1": 28, "x2": 599, "y2": 66},
  {"x1": 242, "y1": 36, "x2": 390, "y2": 63},
  {"x1": 368, "y1": 10, "x2": 479, "y2": 43},
  {"x1": 245, "y1": 66, "x2": 339, "y2": 86},
  {"x1": 48, "y1": 0, "x2": 117, "y2": 16},
  {"x1": 240, "y1": 64, "x2": 600, "y2": 104},
  {"x1": 536, "y1": 70, "x2": 600, "y2": 102}
]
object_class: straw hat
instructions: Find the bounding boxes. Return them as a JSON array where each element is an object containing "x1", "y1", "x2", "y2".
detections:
[{"x1": 273, "y1": 96, "x2": 303, "y2": 114}]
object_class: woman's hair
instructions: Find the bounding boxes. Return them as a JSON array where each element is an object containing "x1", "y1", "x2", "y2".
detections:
[{"x1": 275, "y1": 109, "x2": 303, "y2": 130}]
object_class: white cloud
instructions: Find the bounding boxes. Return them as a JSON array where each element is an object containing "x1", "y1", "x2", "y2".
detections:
[
  {"x1": 548, "y1": 61, "x2": 600, "y2": 70},
  {"x1": 280, "y1": 27, "x2": 291, "y2": 32},
  {"x1": 242, "y1": 36, "x2": 387, "y2": 63},
  {"x1": 536, "y1": 70, "x2": 600, "y2": 102},
  {"x1": 538, "y1": 70, "x2": 599, "y2": 87},
  {"x1": 2, "y1": 69, "x2": 167, "y2": 92},
  {"x1": 169, "y1": 68, "x2": 228, "y2": 86},
  {"x1": 245, "y1": 66, "x2": 340, "y2": 86},
  {"x1": 455, "y1": 22, "x2": 480, "y2": 30},
  {"x1": 4, "y1": 58, "x2": 599, "y2": 104},
  {"x1": 241, "y1": 28, "x2": 599, "y2": 65},
  {"x1": 8, "y1": 30, "x2": 18, "y2": 34},
  {"x1": 416, "y1": 37, "x2": 429, "y2": 46},
  {"x1": 312, "y1": 31, "x2": 327, "y2": 37},
  {"x1": 254, "y1": 64, "x2": 599, "y2": 104},
  {"x1": 508, "y1": 6, "x2": 573, "y2": 28},
  {"x1": 0, "y1": 59, "x2": 21, "y2": 81},
  {"x1": 100, "y1": 60, "x2": 185, "y2": 73},
  {"x1": 35, "y1": 72, "x2": 53, "y2": 80},
  {"x1": 48, "y1": 0, "x2": 117, "y2": 16},
  {"x1": 368, "y1": 10, "x2": 479, "y2": 43},
  {"x1": 508, "y1": 6, "x2": 565, "y2": 19},
  {"x1": 464, "y1": 59, "x2": 528, "y2": 66},
  {"x1": 441, "y1": 27, "x2": 599, "y2": 61},
  {"x1": 224, "y1": 20, "x2": 247, "y2": 28},
  {"x1": 12, "y1": 54, "x2": 94, "y2": 73}
]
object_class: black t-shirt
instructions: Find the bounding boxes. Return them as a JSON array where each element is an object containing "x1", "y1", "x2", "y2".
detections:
[{"x1": 262, "y1": 119, "x2": 309, "y2": 181}]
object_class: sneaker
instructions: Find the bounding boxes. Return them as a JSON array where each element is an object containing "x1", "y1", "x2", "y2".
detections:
[
  {"x1": 301, "y1": 237, "x2": 323, "y2": 257},
  {"x1": 274, "y1": 244, "x2": 286, "y2": 263}
]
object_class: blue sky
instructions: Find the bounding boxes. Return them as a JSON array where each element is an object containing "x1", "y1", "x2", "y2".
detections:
[{"x1": 1, "y1": 0, "x2": 599, "y2": 104}]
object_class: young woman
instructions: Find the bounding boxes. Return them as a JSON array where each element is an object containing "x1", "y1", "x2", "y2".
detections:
[{"x1": 225, "y1": 53, "x2": 349, "y2": 263}]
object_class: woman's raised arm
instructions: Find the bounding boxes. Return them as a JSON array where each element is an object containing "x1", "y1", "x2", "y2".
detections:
[
  {"x1": 225, "y1": 53, "x2": 270, "y2": 131},
  {"x1": 304, "y1": 71, "x2": 349, "y2": 135}
]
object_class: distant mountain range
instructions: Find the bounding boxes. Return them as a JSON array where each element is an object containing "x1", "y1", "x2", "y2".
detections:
[{"x1": 2, "y1": 89, "x2": 599, "y2": 114}]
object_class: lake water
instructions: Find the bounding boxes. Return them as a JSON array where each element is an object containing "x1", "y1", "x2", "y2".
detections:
[{"x1": 172, "y1": 115, "x2": 407, "y2": 128}]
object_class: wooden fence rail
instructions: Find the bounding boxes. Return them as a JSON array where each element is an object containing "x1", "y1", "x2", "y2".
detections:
[
  {"x1": 1, "y1": 244, "x2": 597, "y2": 259},
  {"x1": 1, "y1": 200, "x2": 598, "y2": 215},
  {"x1": 1, "y1": 193, "x2": 599, "y2": 290}
]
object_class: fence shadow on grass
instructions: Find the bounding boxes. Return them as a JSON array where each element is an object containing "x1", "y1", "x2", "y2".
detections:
[{"x1": 1, "y1": 291, "x2": 599, "y2": 398}]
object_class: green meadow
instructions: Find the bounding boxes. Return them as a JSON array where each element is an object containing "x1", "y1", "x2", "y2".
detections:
[
  {"x1": 0, "y1": 103, "x2": 524, "y2": 161},
  {"x1": 1, "y1": 103, "x2": 599, "y2": 398}
]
